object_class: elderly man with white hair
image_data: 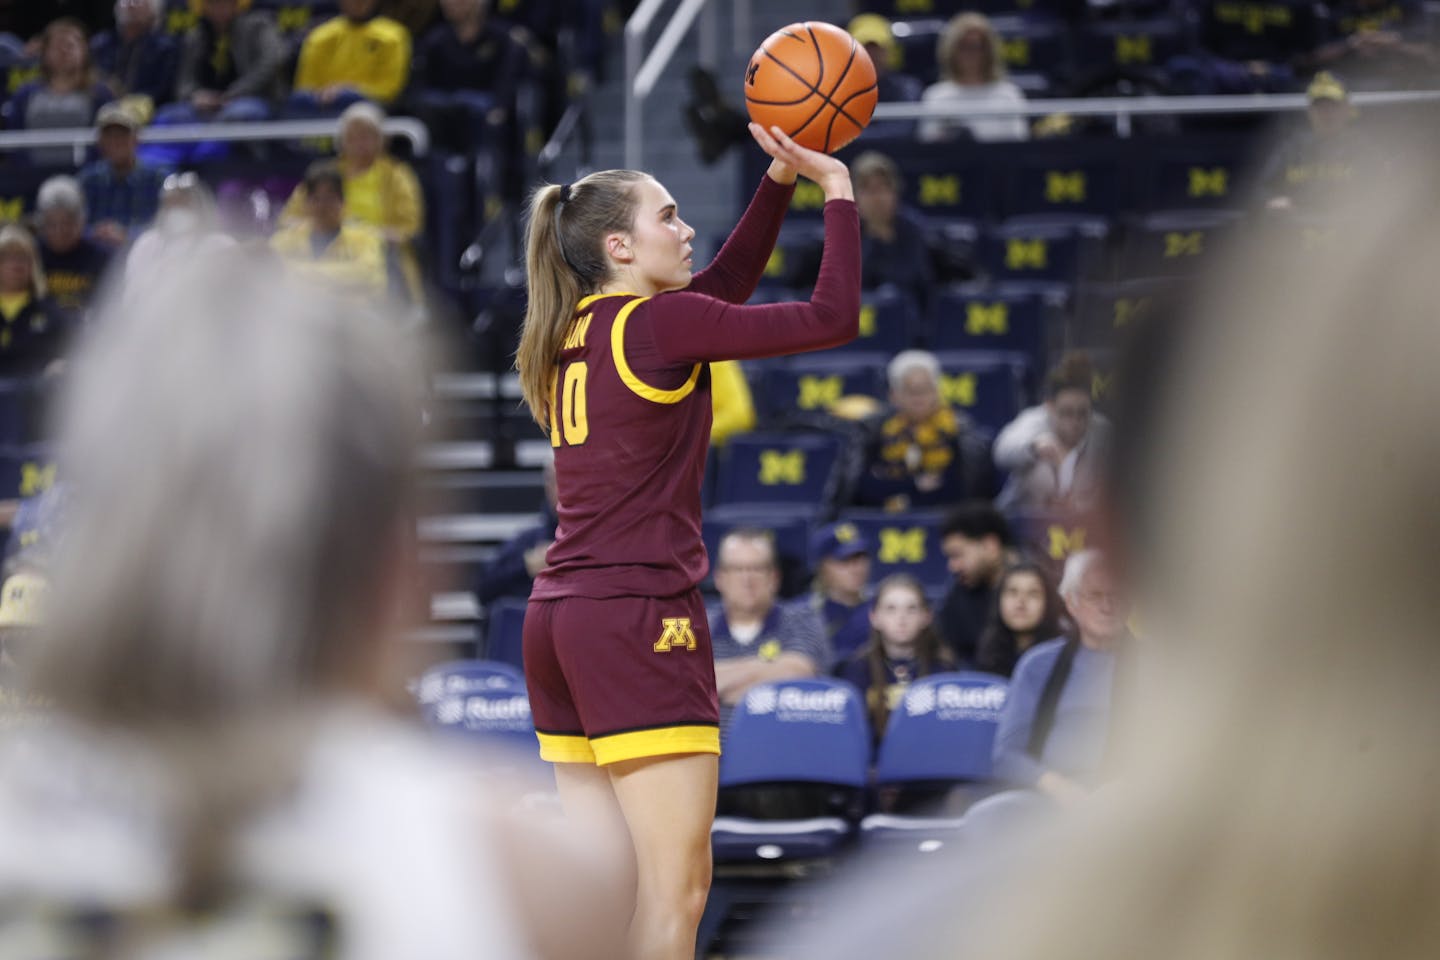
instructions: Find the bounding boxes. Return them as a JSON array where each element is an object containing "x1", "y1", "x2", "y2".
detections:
[
  {"x1": 854, "y1": 348, "x2": 994, "y2": 510},
  {"x1": 34, "y1": 175, "x2": 113, "y2": 324},
  {"x1": 991, "y1": 549, "x2": 1130, "y2": 805}
]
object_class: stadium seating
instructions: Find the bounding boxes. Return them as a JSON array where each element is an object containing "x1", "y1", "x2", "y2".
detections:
[
  {"x1": 1121, "y1": 208, "x2": 1243, "y2": 279},
  {"x1": 702, "y1": 506, "x2": 815, "y2": 579},
  {"x1": 861, "y1": 671, "x2": 1010, "y2": 851},
  {"x1": 711, "y1": 678, "x2": 872, "y2": 863},
  {"x1": 712, "y1": 432, "x2": 844, "y2": 511},
  {"x1": 932, "y1": 349, "x2": 1028, "y2": 434},
  {"x1": 1072, "y1": 277, "x2": 1175, "y2": 350},
  {"x1": 421, "y1": 679, "x2": 540, "y2": 759},
  {"x1": 837, "y1": 510, "x2": 950, "y2": 590},
  {"x1": 758, "y1": 353, "x2": 889, "y2": 419},
  {"x1": 929, "y1": 286, "x2": 1049, "y2": 382},
  {"x1": 414, "y1": 658, "x2": 526, "y2": 708},
  {"x1": 1007, "y1": 509, "x2": 1094, "y2": 575}
]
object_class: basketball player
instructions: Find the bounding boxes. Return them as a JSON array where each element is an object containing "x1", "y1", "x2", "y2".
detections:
[{"x1": 515, "y1": 123, "x2": 859, "y2": 960}]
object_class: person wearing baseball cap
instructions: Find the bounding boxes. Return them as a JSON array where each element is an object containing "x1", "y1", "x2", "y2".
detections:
[
  {"x1": 847, "y1": 13, "x2": 924, "y2": 137},
  {"x1": 79, "y1": 101, "x2": 172, "y2": 249},
  {"x1": 1261, "y1": 71, "x2": 1368, "y2": 212},
  {"x1": 808, "y1": 521, "x2": 874, "y2": 661}
]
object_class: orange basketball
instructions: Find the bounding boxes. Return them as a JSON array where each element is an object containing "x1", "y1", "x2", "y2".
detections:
[{"x1": 744, "y1": 21, "x2": 878, "y2": 154}]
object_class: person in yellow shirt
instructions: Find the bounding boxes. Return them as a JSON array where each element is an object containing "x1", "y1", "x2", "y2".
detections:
[
  {"x1": 270, "y1": 162, "x2": 388, "y2": 299},
  {"x1": 279, "y1": 102, "x2": 424, "y2": 302},
  {"x1": 289, "y1": 0, "x2": 411, "y2": 109},
  {"x1": 709, "y1": 360, "x2": 755, "y2": 446}
]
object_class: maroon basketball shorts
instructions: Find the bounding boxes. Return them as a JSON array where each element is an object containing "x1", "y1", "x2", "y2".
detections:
[{"x1": 523, "y1": 589, "x2": 721, "y2": 765}]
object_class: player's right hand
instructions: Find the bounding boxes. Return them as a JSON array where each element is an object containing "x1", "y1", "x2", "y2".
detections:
[{"x1": 749, "y1": 123, "x2": 854, "y2": 202}]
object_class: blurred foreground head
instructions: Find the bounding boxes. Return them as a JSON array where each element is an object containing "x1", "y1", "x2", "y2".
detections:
[{"x1": 31, "y1": 250, "x2": 425, "y2": 728}]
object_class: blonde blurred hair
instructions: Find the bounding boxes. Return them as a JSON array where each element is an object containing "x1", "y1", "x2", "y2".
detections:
[{"x1": 939, "y1": 12, "x2": 1006, "y2": 84}]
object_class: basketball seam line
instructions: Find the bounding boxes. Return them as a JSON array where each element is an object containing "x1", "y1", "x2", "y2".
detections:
[
  {"x1": 760, "y1": 42, "x2": 868, "y2": 146},
  {"x1": 814, "y1": 28, "x2": 860, "y2": 151}
]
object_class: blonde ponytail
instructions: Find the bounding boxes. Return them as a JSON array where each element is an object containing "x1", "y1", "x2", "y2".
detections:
[{"x1": 515, "y1": 170, "x2": 649, "y2": 427}]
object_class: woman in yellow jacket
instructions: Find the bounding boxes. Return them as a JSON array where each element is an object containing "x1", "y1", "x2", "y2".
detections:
[{"x1": 279, "y1": 101, "x2": 425, "y2": 303}]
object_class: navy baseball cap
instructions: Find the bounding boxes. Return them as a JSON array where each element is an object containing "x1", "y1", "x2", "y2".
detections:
[{"x1": 811, "y1": 522, "x2": 871, "y2": 564}]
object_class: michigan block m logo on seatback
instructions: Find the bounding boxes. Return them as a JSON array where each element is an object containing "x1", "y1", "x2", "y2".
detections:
[
  {"x1": 1045, "y1": 171, "x2": 1086, "y2": 204},
  {"x1": 792, "y1": 181, "x2": 825, "y2": 211},
  {"x1": 858, "y1": 303, "x2": 877, "y2": 337},
  {"x1": 758, "y1": 449, "x2": 806, "y2": 485},
  {"x1": 653, "y1": 617, "x2": 698, "y2": 652},
  {"x1": 1000, "y1": 37, "x2": 1030, "y2": 67},
  {"x1": 0, "y1": 198, "x2": 22, "y2": 223},
  {"x1": 1114, "y1": 296, "x2": 1149, "y2": 328},
  {"x1": 965, "y1": 302, "x2": 1009, "y2": 336},
  {"x1": 1006, "y1": 238, "x2": 1048, "y2": 270},
  {"x1": 1047, "y1": 524, "x2": 1085, "y2": 560},
  {"x1": 797, "y1": 374, "x2": 843, "y2": 410},
  {"x1": 1164, "y1": 231, "x2": 1204, "y2": 258},
  {"x1": 1188, "y1": 167, "x2": 1229, "y2": 198},
  {"x1": 940, "y1": 372, "x2": 977, "y2": 407},
  {"x1": 879, "y1": 527, "x2": 927, "y2": 564},
  {"x1": 1115, "y1": 34, "x2": 1153, "y2": 64},
  {"x1": 919, "y1": 174, "x2": 960, "y2": 207}
]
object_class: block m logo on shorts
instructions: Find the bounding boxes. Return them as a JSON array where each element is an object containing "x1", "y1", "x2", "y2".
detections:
[{"x1": 654, "y1": 617, "x2": 698, "y2": 652}]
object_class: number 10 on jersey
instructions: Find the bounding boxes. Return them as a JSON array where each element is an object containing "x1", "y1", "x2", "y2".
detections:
[{"x1": 549, "y1": 361, "x2": 589, "y2": 447}]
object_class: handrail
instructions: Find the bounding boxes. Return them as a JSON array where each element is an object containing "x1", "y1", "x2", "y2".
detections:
[
  {"x1": 537, "y1": 95, "x2": 591, "y2": 178},
  {"x1": 872, "y1": 89, "x2": 1440, "y2": 135},
  {"x1": 625, "y1": 0, "x2": 724, "y2": 170},
  {"x1": 0, "y1": 117, "x2": 431, "y2": 165}
]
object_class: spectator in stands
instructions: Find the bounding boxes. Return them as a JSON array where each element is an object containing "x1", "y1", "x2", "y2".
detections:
[
  {"x1": 278, "y1": 103, "x2": 424, "y2": 303},
  {"x1": 937, "y1": 501, "x2": 1017, "y2": 665},
  {"x1": 4, "y1": 19, "x2": 115, "y2": 164},
  {"x1": 994, "y1": 351, "x2": 1111, "y2": 513},
  {"x1": 1261, "y1": 72, "x2": 1370, "y2": 212},
  {"x1": 850, "y1": 151, "x2": 936, "y2": 314},
  {"x1": 90, "y1": 0, "x2": 177, "y2": 108},
  {"x1": 0, "y1": 225, "x2": 67, "y2": 378},
  {"x1": 709, "y1": 528, "x2": 829, "y2": 726},
  {"x1": 1305, "y1": 0, "x2": 1435, "y2": 88},
  {"x1": 992, "y1": 549, "x2": 1129, "y2": 804},
  {"x1": 847, "y1": 14, "x2": 923, "y2": 139},
  {"x1": 709, "y1": 360, "x2": 755, "y2": 445},
  {"x1": 164, "y1": 0, "x2": 288, "y2": 124},
  {"x1": 270, "y1": 161, "x2": 388, "y2": 299},
  {"x1": 413, "y1": 0, "x2": 524, "y2": 153},
  {"x1": 78, "y1": 101, "x2": 169, "y2": 248},
  {"x1": 974, "y1": 560, "x2": 1062, "y2": 678},
  {"x1": 855, "y1": 350, "x2": 995, "y2": 511},
  {"x1": 917, "y1": 12, "x2": 1028, "y2": 144},
  {"x1": 474, "y1": 458, "x2": 558, "y2": 608},
  {"x1": 837, "y1": 573, "x2": 955, "y2": 742},
  {"x1": 808, "y1": 521, "x2": 873, "y2": 663},
  {"x1": 123, "y1": 172, "x2": 235, "y2": 300},
  {"x1": 34, "y1": 175, "x2": 112, "y2": 324},
  {"x1": 291, "y1": 0, "x2": 412, "y2": 111}
]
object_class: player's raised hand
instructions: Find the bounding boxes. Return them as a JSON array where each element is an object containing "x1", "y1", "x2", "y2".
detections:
[{"x1": 750, "y1": 122, "x2": 854, "y2": 202}]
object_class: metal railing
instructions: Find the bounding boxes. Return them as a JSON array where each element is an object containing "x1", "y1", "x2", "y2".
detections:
[
  {"x1": 0, "y1": 117, "x2": 431, "y2": 166},
  {"x1": 872, "y1": 89, "x2": 1440, "y2": 136},
  {"x1": 625, "y1": 0, "x2": 755, "y2": 170}
]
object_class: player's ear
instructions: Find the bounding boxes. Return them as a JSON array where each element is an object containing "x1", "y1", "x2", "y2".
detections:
[{"x1": 605, "y1": 231, "x2": 633, "y2": 264}]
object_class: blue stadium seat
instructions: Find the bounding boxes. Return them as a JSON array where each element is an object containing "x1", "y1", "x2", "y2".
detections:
[
  {"x1": 837, "y1": 510, "x2": 950, "y2": 591},
  {"x1": 483, "y1": 598, "x2": 528, "y2": 671},
  {"x1": 161, "y1": 0, "x2": 200, "y2": 37},
  {"x1": 758, "y1": 353, "x2": 887, "y2": 419},
  {"x1": 745, "y1": 224, "x2": 822, "y2": 292},
  {"x1": 1122, "y1": 209, "x2": 1243, "y2": 279},
  {"x1": 1006, "y1": 509, "x2": 1093, "y2": 576},
  {"x1": 989, "y1": 16, "x2": 1067, "y2": 82},
  {"x1": 712, "y1": 678, "x2": 872, "y2": 863},
  {"x1": 1149, "y1": 148, "x2": 1247, "y2": 210},
  {"x1": 713, "y1": 433, "x2": 844, "y2": 510},
  {"x1": 414, "y1": 659, "x2": 525, "y2": 711},
  {"x1": 840, "y1": 287, "x2": 921, "y2": 355},
  {"x1": 0, "y1": 446, "x2": 52, "y2": 502},
  {"x1": 979, "y1": 221, "x2": 1089, "y2": 290},
  {"x1": 703, "y1": 506, "x2": 815, "y2": 575},
  {"x1": 1005, "y1": 158, "x2": 1122, "y2": 218},
  {"x1": 932, "y1": 350, "x2": 1027, "y2": 434},
  {"x1": 1073, "y1": 277, "x2": 1176, "y2": 350},
  {"x1": 892, "y1": 149, "x2": 996, "y2": 222},
  {"x1": 422, "y1": 682, "x2": 538, "y2": 757},
  {"x1": 1078, "y1": 19, "x2": 1185, "y2": 74},
  {"x1": 861, "y1": 671, "x2": 1009, "y2": 851},
  {"x1": 928, "y1": 286, "x2": 1048, "y2": 375}
]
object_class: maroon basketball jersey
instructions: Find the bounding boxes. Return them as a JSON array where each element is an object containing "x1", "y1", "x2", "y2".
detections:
[{"x1": 530, "y1": 292, "x2": 715, "y2": 600}]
